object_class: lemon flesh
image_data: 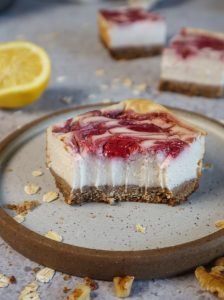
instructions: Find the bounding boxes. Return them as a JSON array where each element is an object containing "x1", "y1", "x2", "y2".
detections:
[{"x1": 0, "y1": 41, "x2": 51, "y2": 109}]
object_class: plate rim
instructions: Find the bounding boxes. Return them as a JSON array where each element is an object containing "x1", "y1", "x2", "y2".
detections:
[{"x1": 1, "y1": 102, "x2": 224, "y2": 280}]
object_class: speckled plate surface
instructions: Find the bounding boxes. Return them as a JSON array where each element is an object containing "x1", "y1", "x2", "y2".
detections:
[{"x1": 0, "y1": 103, "x2": 224, "y2": 280}]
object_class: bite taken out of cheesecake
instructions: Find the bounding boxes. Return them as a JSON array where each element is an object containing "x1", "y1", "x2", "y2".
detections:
[
  {"x1": 46, "y1": 99, "x2": 206, "y2": 206},
  {"x1": 98, "y1": 8, "x2": 166, "y2": 60},
  {"x1": 159, "y1": 28, "x2": 224, "y2": 98}
]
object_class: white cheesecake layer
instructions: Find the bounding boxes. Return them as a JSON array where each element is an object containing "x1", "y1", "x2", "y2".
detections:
[
  {"x1": 47, "y1": 128, "x2": 205, "y2": 191},
  {"x1": 165, "y1": 135, "x2": 205, "y2": 189},
  {"x1": 109, "y1": 21, "x2": 166, "y2": 48},
  {"x1": 161, "y1": 48, "x2": 224, "y2": 86}
]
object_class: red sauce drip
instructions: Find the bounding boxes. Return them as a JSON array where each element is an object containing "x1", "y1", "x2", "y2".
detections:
[
  {"x1": 172, "y1": 33, "x2": 224, "y2": 59},
  {"x1": 100, "y1": 9, "x2": 162, "y2": 25}
]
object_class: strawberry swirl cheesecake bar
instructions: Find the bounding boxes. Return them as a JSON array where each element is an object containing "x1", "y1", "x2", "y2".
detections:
[
  {"x1": 159, "y1": 28, "x2": 224, "y2": 97},
  {"x1": 98, "y1": 8, "x2": 166, "y2": 59},
  {"x1": 46, "y1": 99, "x2": 206, "y2": 206}
]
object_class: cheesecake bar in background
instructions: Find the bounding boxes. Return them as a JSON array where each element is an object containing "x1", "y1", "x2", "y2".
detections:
[
  {"x1": 98, "y1": 8, "x2": 166, "y2": 59},
  {"x1": 159, "y1": 28, "x2": 224, "y2": 98},
  {"x1": 46, "y1": 99, "x2": 206, "y2": 206}
]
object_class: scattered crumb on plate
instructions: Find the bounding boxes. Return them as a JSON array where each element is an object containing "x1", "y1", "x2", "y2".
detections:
[
  {"x1": 13, "y1": 214, "x2": 25, "y2": 224},
  {"x1": 24, "y1": 184, "x2": 40, "y2": 195},
  {"x1": 45, "y1": 230, "x2": 63, "y2": 242},
  {"x1": 135, "y1": 224, "x2": 146, "y2": 234},
  {"x1": 134, "y1": 83, "x2": 147, "y2": 92},
  {"x1": 61, "y1": 96, "x2": 73, "y2": 105},
  {"x1": 42, "y1": 191, "x2": 59, "y2": 203},
  {"x1": 63, "y1": 286, "x2": 71, "y2": 294},
  {"x1": 95, "y1": 69, "x2": 105, "y2": 76},
  {"x1": 123, "y1": 78, "x2": 133, "y2": 87},
  {"x1": 63, "y1": 274, "x2": 72, "y2": 281},
  {"x1": 84, "y1": 277, "x2": 98, "y2": 291},
  {"x1": 36, "y1": 267, "x2": 55, "y2": 283},
  {"x1": 6, "y1": 200, "x2": 39, "y2": 215},
  {"x1": 215, "y1": 220, "x2": 224, "y2": 229},
  {"x1": 32, "y1": 170, "x2": 43, "y2": 177}
]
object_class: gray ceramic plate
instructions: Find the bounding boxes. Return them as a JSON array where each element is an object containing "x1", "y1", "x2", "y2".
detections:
[{"x1": 0, "y1": 103, "x2": 224, "y2": 280}]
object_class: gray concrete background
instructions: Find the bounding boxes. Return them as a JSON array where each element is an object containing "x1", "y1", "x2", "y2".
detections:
[{"x1": 0, "y1": 0, "x2": 223, "y2": 298}]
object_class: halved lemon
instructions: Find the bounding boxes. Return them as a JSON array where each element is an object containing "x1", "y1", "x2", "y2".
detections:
[{"x1": 0, "y1": 41, "x2": 51, "y2": 109}]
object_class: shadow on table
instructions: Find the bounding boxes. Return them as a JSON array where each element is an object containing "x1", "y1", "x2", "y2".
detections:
[
  {"x1": 0, "y1": 0, "x2": 81, "y2": 19},
  {"x1": 0, "y1": 0, "x2": 206, "y2": 19},
  {"x1": 151, "y1": 0, "x2": 194, "y2": 11},
  {"x1": 22, "y1": 86, "x2": 90, "y2": 113}
]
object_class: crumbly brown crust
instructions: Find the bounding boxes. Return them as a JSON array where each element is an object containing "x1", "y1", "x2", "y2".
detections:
[
  {"x1": 5, "y1": 200, "x2": 39, "y2": 215},
  {"x1": 109, "y1": 45, "x2": 162, "y2": 60},
  {"x1": 50, "y1": 168, "x2": 199, "y2": 206},
  {"x1": 159, "y1": 79, "x2": 223, "y2": 98},
  {"x1": 100, "y1": 35, "x2": 162, "y2": 59}
]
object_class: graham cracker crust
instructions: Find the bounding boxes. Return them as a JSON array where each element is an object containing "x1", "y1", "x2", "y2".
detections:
[
  {"x1": 109, "y1": 45, "x2": 162, "y2": 60},
  {"x1": 100, "y1": 36, "x2": 162, "y2": 59},
  {"x1": 50, "y1": 168, "x2": 199, "y2": 206},
  {"x1": 159, "y1": 79, "x2": 223, "y2": 98}
]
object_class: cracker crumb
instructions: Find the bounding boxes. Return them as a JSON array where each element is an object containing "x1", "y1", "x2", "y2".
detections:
[
  {"x1": 203, "y1": 163, "x2": 213, "y2": 170},
  {"x1": 123, "y1": 78, "x2": 133, "y2": 87},
  {"x1": 45, "y1": 230, "x2": 63, "y2": 242},
  {"x1": 14, "y1": 214, "x2": 25, "y2": 224},
  {"x1": 63, "y1": 287, "x2": 71, "y2": 293},
  {"x1": 33, "y1": 267, "x2": 41, "y2": 274},
  {"x1": 128, "y1": 0, "x2": 149, "y2": 8},
  {"x1": 132, "y1": 89, "x2": 140, "y2": 96},
  {"x1": 57, "y1": 76, "x2": 66, "y2": 83},
  {"x1": 9, "y1": 276, "x2": 17, "y2": 284},
  {"x1": 61, "y1": 96, "x2": 73, "y2": 105},
  {"x1": 6, "y1": 200, "x2": 39, "y2": 215},
  {"x1": 19, "y1": 281, "x2": 39, "y2": 300},
  {"x1": 95, "y1": 69, "x2": 105, "y2": 76},
  {"x1": 24, "y1": 184, "x2": 40, "y2": 195},
  {"x1": 63, "y1": 274, "x2": 72, "y2": 281},
  {"x1": 135, "y1": 83, "x2": 147, "y2": 92},
  {"x1": 32, "y1": 170, "x2": 43, "y2": 177},
  {"x1": 84, "y1": 277, "x2": 98, "y2": 291},
  {"x1": 108, "y1": 197, "x2": 115, "y2": 205},
  {"x1": 42, "y1": 191, "x2": 59, "y2": 203},
  {"x1": 67, "y1": 284, "x2": 91, "y2": 300},
  {"x1": 113, "y1": 276, "x2": 135, "y2": 298},
  {"x1": 0, "y1": 274, "x2": 10, "y2": 288},
  {"x1": 135, "y1": 224, "x2": 145, "y2": 234},
  {"x1": 36, "y1": 267, "x2": 55, "y2": 283},
  {"x1": 215, "y1": 220, "x2": 224, "y2": 229}
]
